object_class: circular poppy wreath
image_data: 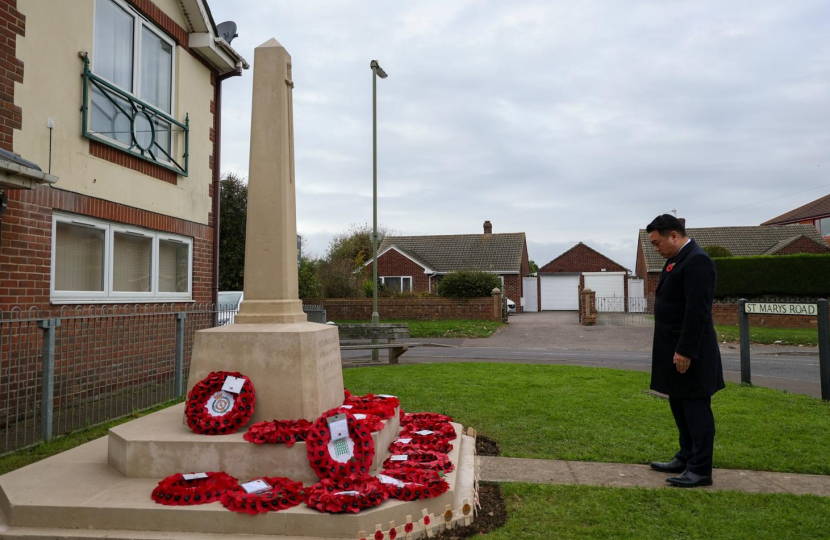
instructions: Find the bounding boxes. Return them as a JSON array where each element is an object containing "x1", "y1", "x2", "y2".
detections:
[
  {"x1": 340, "y1": 410, "x2": 385, "y2": 432},
  {"x1": 243, "y1": 419, "x2": 312, "y2": 447},
  {"x1": 185, "y1": 371, "x2": 256, "y2": 435},
  {"x1": 305, "y1": 475, "x2": 389, "y2": 514},
  {"x1": 343, "y1": 391, "x2": 399, "y2": 420},
  {"x1": 380, "y1": 466, "x2": 449, "y2": 501},
  {"x1": 401, "y1": 412, "x2": 453, "y2": 425},
  {"x1": 390, "y1": 431, "x2": 454, "y2": 454},
  {"x1": 306, "y1": 408, "x2": 374, "y2": 480},
  {"x1": 220, "y1": 476, "x2": 305, "y2": 515},
  {"x1": 382, "y1": 449, "x2": 454, "y2": 473},
  {"x1": 151, "y1": 471, "x2": 238, "y2": 506},
  {"x1": 400, "y1": 421, "x2": 457, "y2": 440}
]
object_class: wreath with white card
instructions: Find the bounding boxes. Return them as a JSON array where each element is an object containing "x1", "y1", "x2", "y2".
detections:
[
  {"x1": 151, "y1": 471, "x2": 239, "y2": 506},
  {"x1": 185, "y1": 371, "x2": 256, "y2": 435},
  {"x1": 306, "y1": 408, "x2": 374, "y2": 480}
]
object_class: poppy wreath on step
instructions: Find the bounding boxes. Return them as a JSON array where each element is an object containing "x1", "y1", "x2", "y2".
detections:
[
  {"x1": 151, "y1": 471, "x2": 238, "y2": 506},
  {"x1": 401, "y1": 412, "x2": 453, "y2": 425},
  {"x1": 400, "y1": 420, "x2": 457, "y2": 441},
  {"x1": 390, "y1": 430, "x2": 454, "y2": 454},
  {"x1": 380, "y1": 466, "x2": 450, "y2": 501},
  {"x1": 383, "y1": 449, "x2": 454, "y2": 473},
  {"x1": 220, "y1": 476, "x2": 305, "y2": 514},
  {"x1": 185, "y1": 371, "x2": 256, "y2": 435},
  {"x1": 305, "y1": 475, "x2": 389, "y2": 514},
  {"x1": 343, "y1": 390, "x2": 400, "y2": 420},
  {"x1": 336, "y1": 410, "x2": 385, "y2": 432},
  {"x1": 306, "y1": 408, "x2": 374, "y2": 480},
  {"x1": 243, "y1": 419, "x2": 312, "y2": 447}
]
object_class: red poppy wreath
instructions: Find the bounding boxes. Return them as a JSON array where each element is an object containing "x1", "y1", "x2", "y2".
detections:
[
  {"x1": 383, "y1": 449, "x2": 454, "y2": 473},
  {"x1": 305, "y1": 475, "x2": 389, "y2": 514},
  {"x1": 343, "y1": 390, "x2": 400, "y2": 420},
  {"x1": 186, "y1": 371, "x2": 256, "y2": 435},
  {"x1": 220, "y1": 476, "x2": 305, "y2": 514},
  {"x1": 244, "y1": 419, "x2": 312, "y2": 447},
  {"x1": 306, "y1": 408, "x2": 375, "y2": 480},
  {"x1": 379, "y1": 466, "x2": 450, "y2": 501},
  {"x1": 400, "y1": 421, "x2": 457, "y2": 441},
  {"x1": 151, "y1": 471, "x2": 239, "y2": 506},
  {"x1": 390, "y1": 432, "x2": 453, "y2": 454},
  {"x1": 401, "y1": 412, "x2": 453, "y2": 425}
]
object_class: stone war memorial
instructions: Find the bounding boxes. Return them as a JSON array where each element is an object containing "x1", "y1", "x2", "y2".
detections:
[{"x1": 0, "y1": 39, "x2": 476, "y2": 540}]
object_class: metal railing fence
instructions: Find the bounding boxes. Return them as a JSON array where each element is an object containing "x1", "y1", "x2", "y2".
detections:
[{"x1": 0, "y1": 303, "x2": 238, "y2": 455}]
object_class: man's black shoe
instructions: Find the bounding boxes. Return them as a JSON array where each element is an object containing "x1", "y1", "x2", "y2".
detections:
[
  {"x1": 650, "y1": 458, "x2": 686, "y2": 473},
  {"x1": 666, "y1": 470, "x2": 713, "y2": 488}
]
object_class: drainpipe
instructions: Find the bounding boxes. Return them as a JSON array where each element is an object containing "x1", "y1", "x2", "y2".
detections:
[{"x1": 212, "y1": 68, "x2": 242, "y2": 319}]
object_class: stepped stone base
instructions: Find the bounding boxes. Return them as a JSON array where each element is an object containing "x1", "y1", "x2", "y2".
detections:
[
  {"x1": 0, "y1": 408, "x2": 477, "y2": 540},
  {"x1": 108, "y1": 403, "x2": 400, "y2": 483},
  {"x1": 185, "y1": 322, "x2": 345, "y2": 425}
]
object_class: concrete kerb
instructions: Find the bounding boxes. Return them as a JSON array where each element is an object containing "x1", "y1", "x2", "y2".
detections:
[{"x1": 479, "y1": 457, "x2": 830, "y2": 497}]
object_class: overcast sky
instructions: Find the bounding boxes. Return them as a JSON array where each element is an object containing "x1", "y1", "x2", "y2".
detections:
[{"x1": 209, "y1": 0, "x2": 830, "y2": 271}]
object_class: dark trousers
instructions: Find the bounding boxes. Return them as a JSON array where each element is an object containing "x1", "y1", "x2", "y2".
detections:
[{"x1": 669, "y1": 395, "x2": 715, "y2": 476}]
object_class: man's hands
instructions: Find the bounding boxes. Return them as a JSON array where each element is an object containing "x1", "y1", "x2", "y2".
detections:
[{"x1": 673, "y1": 352, "x2": 691, "y2": 374}]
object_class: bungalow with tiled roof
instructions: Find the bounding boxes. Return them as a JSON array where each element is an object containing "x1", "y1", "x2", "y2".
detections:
[
  {"x1": 635, "y1": 223, "x2": 830, "y2": 299},
  {"x1": 368, "y1": 221, "x2": 530, "y2": 311},
  {"x1": 762, "y1": 193, "x2": 830, "y2": 244}
]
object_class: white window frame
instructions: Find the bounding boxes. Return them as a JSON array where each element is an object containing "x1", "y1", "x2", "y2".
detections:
[
  {"x1": 51, "y1": 213, "x2": 193, "y2": 303},
  {"x1": 380, "y1": 276, "x2": 413, "y2": 293},
  {"x1": 92, "y1": 0, "x2": 177, "y2": 156}
]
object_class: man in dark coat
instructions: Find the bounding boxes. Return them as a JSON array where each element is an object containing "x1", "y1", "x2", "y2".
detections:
[{"x1": 646, "y1": 214, "x2": 725, "y2": 488}]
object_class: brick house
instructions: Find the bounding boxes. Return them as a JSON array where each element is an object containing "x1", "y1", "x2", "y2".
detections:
[
  {"x1": 367, "y1": 221, "x2": 531, "y2": 311},
  {"x1": 635, "y1": 224, "x2": 830, "y2": 300},
  {"x1": 761, "y1": 193, "x2": 830, "y2": 245},
  {"x1": 1, "y1": 0, "x2": 247, "y2": 311},
  {"x1": 534, "y1": 242, "x2": 631, "y2": 312}
]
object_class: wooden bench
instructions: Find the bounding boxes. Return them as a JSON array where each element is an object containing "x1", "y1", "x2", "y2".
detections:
[{"x1": 336, "y1": 323, "x2": 410, "y2": 364}]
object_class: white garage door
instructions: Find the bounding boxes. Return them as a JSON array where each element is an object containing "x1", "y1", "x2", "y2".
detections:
[
  {"x1": 540, "y1": 274, "x2": 579, "y2": 311},
  {"x1": 523, "y1": 277, "x2": 538, "y2": 312},
  {"x1": 584, "y1": 273, "x2": 625, "y2": 312}
]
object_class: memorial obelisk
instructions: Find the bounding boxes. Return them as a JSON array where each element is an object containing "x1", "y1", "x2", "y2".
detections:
[{"x1": 185, "y1": 38, "x2": 344, "y2": 422}]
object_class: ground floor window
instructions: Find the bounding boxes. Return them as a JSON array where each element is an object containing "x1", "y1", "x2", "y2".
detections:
[
  {"x1": 51, "y1": 213, "x2": 192, "y2": 303},
  {"x1": 380, "y1": 276, "x2": 412, "y2": 293}
]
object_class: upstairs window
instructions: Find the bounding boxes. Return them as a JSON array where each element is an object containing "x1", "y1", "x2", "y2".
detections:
[
  {"x1": 90, "y1": 0, "x2": 176, "y2": 162},
  {"x1": 816, "y1": 217, "x2": 830, "y2": 236}
]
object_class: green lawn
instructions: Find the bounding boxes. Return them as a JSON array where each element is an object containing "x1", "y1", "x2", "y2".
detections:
[
  {"x1": 343, "y1": 363, "x2": 830, "y2": 474},
  {"x1": 334, "y1": 319, "x2": 504, "y2": 338},
  {"x1": 489, "y1": 484, "x2": 830, "y2": 539},
  {"x1": 716, "y1": 324, "x2": 820, "y2": 347}
]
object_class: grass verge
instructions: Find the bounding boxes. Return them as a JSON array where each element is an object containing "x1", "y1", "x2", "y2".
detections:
[
  {"x1": 487, "y1": 483, "x2": 830, "y2": 540},
  {"x1": 343, "y1": 363, "x2": 830, "y2": 474},
  {"x1": 715, "y1": 324, "x2": 819, "y2": 347},
  {"x1": 334, "y1": 319, "x2": 504, "y2": 338},
  {"x1": 0, "y1": 397, "x2": 183, "y2": 476}
]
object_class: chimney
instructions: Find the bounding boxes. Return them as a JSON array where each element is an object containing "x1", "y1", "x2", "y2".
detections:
[
  {"x1": 483, "y1": 220, "x2": 492, "y2": 234},
  {"x1": 679, "y1": 218, "x2": 686, "y2": 227}
]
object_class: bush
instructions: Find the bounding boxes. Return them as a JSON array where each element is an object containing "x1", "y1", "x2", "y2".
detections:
[
  {"x1": 436, "y1": 271, "x2": 502, "y2": 298},
  {"x1": 714, "y1": 253, "x2": 830, "y2": 297},
  {"x1": 704, "y1": 245, "x2": 733, "y2": 258}
]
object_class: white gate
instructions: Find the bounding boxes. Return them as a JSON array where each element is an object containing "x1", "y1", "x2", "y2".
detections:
[
  {"x1": 584, "y1": 272, "x2": 625, "y2": 312},
  {"x1": 628, "y1": 279, "x2": 645, "y2": 313},
  {"x1": 522, "y1": 277, "x2": 538, "y2": 312}
]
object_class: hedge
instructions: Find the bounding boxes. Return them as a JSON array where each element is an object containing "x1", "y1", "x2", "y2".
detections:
[{"x1": 714, "y1": 253, "x2": 830, "y2": 297}]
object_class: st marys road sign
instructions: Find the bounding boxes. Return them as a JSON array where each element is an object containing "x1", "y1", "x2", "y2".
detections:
[{"x1": 744, "y1": 303, "x2": 818, "y2": 316}]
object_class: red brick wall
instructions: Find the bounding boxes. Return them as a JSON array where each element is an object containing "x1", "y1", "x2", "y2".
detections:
[
  {"x1": 374, "y1": 249, "x2": 430, "y2": 292},
  {"x1": 302, "y1": 297, "x2": 501, "y2": 322},
  {"x1": 540, "y1": 243, "x2": 627, "y2": 273},
  {"x1": 0, "y1": 187, "x2": 213, "y2": 310},
  {"x1": 502, "y1": 274, "x2": 521, "y2": 309},
  {"x1": 0, "y1": 0, "x2": 24, "y2": 152},
  {"x1": 712, "y1": 302, "x2": 819, "y2": 329},
  {"x1": 774, "y1": 236, "x2": 830, "y2": 255}
]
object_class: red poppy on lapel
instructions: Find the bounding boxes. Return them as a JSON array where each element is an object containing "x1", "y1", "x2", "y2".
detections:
[{"x1": 666, "y1": 263, "x2": 675, "y2": 272}]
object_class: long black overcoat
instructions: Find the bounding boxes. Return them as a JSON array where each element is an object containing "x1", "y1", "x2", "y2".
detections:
[{"x1": 650, "y1": 239, "x2": 725, "y2": 398}]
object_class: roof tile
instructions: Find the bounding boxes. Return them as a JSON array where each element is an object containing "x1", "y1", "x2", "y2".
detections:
[{"x1": 378, "y1": 233, "x2": 526, "y2": 273}]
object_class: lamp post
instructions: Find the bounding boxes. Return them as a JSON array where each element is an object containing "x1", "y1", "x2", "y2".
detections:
[{"x1": 370, "y1": 60, "x2": 387, "y2": 362}]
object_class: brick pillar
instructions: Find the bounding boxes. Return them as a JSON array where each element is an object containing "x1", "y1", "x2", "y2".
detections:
[
  {"x1": 492, "y1": 287, "x2": 503, "y2": 321},
  {"x1": 581, "y1": 288, "x2": 596, "y2": 326}
]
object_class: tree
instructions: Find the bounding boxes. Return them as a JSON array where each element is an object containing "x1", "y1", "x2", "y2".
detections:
[
  {"x1": 703, "y1": 245, "x2": 733, "y2": 258},
  {"x1": 529, "y1": 259, "x2": 539, "y2": 274},
  {"x1": 318, "y1": 222, "x2": 391, "y2": 298},
  {"x1": 298, "y1": 255, "x2": 322, "y2": 298},
  {"x1": 219, "y1": 172, "x2": 248, "y2": 291}
]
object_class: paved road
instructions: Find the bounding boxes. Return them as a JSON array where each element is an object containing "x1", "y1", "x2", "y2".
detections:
[{"x1": 342, "y1": 312, "x2": 825, "y2": 397}]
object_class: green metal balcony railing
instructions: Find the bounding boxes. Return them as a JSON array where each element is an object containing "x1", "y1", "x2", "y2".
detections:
[{"x1": 81, "y1": 55, "x2": 189, "y2": 176}]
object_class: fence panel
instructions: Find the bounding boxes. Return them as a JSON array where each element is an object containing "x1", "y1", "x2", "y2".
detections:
[{"x1": 0, "y1": 304, "x2": 226, "y2": 456}]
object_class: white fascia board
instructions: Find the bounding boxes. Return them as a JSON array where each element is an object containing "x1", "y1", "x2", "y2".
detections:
[
  {"x1": 189, "y1": 33, "x2": 248, "y2": 73},
  {"x1": 0, "y1": 159, "x2": 58, "y2": 189},
  {"x1": 582, "y1": 271, "x2": 627, "y2": 276},
  {"x1": 363, "y1": 246, "x2": 435, "y2": 274},
  {"x1": 177, "y1": 0, "x2": 211, "y2": 33}
]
